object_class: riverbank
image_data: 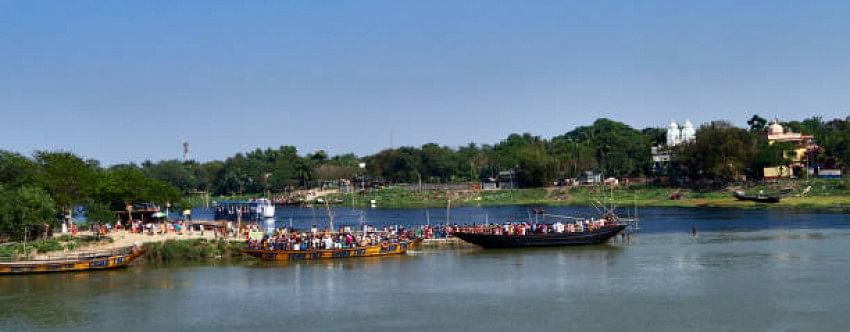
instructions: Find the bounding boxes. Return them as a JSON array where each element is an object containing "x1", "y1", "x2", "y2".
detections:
[
  {"x1": 89, "y1": 232, "x2": 246, "y2": 261},
  {"x1": 0, "y1": 234, "x2": 111, "y2": 259},
  {"x1": 1, "y1": 231, "x2": 248, "y2": 262},
  {"x1": 321, "y1": 180, "x2": 850, "y2": 211}
]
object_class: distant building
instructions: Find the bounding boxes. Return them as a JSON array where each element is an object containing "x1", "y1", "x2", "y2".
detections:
[
  {"x1": 818, "y1": 169, "x2": 842, "y2": 179},
  {"x1": 652, "y1": 120, "x2": 695, "y2": 177},
  {"x1": 337, "y1": 179, "x2": 354, "y2": 193},
  {"x1": 763, "y1": 166, "x2": 792, "y2": 180},
  {"x1": 482, "y1": 177, "x2": 498, "y2": 190},
  {"x1": 497, "y1": 170, "x2": 518, "y2": 189},
  {"x1": 766, "y1": 120, "x2": 813, "y2": 144},
  {"x1": 581, "y1": 171, "x2": 602, "y2": 185},
  {"x1": 762, "y1": 119, "x2": 819, "y2": 179}
]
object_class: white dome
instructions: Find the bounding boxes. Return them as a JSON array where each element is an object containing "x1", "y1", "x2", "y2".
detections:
[
  {"x1": 668, "y1": 120, "x2": 680, "y2": 130},
  {"x1": 769, "y1": 121, "x2": 784, "y2": 135}
]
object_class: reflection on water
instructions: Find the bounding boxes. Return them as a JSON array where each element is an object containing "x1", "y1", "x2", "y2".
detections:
[
  {"x1": 700, "y1": 231, "x2": 829, "y2": 244},
  {"x1": 2, "y1": 208, "x2": 850, "y2": 331}
]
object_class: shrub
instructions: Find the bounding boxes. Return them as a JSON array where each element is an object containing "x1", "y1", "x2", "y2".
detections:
[{"x1": 33, "y1": 240, "x2": 64, "y2": 253}]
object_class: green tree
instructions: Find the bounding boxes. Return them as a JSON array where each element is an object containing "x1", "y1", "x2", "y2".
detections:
[
  {"x1": 141, "y1": 160, "x2": 199, "y2": 193},
  {"x1": 34, "y1": 151, "x2": 97, "y2": 216},
  {"x1": 0, "y1": 151, "x2": 43, "y2": 189},
  {"x1": 0, "y1": 185, "x2": 56, "y2": 240},
  {"x1": 554, "y1": 118, "x2": 651, "y2": 178},
  {"x1": 747, "y1": 114, "x2": 768, "y2": 132},
  {"x1": 83, "y1": 200, "x2": 115, "y2": 226},
  {"x1": 678, "y1": 121, "x2": 757, "y2": 185}
]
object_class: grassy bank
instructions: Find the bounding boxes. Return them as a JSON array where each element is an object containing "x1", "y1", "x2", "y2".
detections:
[
  {"x1": 143, "y1": 239, "x2": 246, "y2": 262},
  {"x1": 319, "y1": 179, "x2": 850, "y2": 211},
  {"x1": 0, "y1": 235, "x2": 112, "y2": 259}
]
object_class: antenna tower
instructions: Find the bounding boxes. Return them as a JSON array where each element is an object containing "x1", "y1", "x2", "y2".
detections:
[{"x1": 182, "y1": 140, "x2": 189, "y2": 161}]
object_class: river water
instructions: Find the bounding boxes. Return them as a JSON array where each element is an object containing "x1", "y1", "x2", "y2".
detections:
[{"x1": 2, "y1": 207, "x2": 849, "y2": 331}]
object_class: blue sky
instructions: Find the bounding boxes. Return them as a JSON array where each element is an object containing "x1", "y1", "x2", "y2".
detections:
[{"x1": 2, "y1": 1, "x2": 849, "y2": 164}]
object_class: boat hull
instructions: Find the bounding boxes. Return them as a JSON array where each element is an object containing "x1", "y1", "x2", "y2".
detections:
[
  {"x1": 242, "y1": 240, "x2": 419, "y2": 261},
  {"x1": 0, "y1": 248, "x2": 144, "y2": 275},
  {"x1": 733, "y1": 191, "x2": 780, "y2": 203},
  {"x1": 453, "y1": 225, "x2": 626, "y2": 249}
]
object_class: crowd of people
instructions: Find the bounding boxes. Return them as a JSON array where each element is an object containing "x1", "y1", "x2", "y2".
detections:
[
  {"x1": 411, "y1": 225, "x2": 453, "y2": 239},
  {"x1": 71, "y1": 219, "x2": 205, "y2": 237},
  {"x1": 455, "y1": 218, "x2": 616, "y2": 235},
  {"x1": 246, "y1": 225, "x2": 413, "y2": 251},
  {"x1": 60, "y1": 215, "x2": 618, "y2": 243}
]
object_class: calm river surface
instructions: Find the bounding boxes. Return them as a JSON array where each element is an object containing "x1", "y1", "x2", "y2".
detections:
[{"x1": 2, "y1": 207, "x2": 850, "y2": 331}]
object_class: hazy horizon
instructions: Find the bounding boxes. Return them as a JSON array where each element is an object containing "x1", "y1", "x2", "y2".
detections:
[{"x1": 3, "y1": 1, "x2": 849, "y2": 164}]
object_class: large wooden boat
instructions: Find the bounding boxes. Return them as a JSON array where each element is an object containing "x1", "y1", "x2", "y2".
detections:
[
  {"x1": 453, "y1": 225, "x2": 626, "y2": 249},
  {"x1": 242, "y1": 239, "x2": 420, "y2": 261},
  {"x1": 0, "y1": 246, "x2": 145, "y2": 275}
]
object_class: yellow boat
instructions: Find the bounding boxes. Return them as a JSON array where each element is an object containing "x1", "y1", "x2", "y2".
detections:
[
  {"x1": 242, "y1": 239, "x2": 420, "y2": 261},
  {"x1": 0, "y1": 246, "x2": 144, "y2": 275}
]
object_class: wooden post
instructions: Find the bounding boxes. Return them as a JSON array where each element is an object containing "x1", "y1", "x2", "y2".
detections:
[{"x1": 236, "y1": 208, "x2": 242, "y2": 239}]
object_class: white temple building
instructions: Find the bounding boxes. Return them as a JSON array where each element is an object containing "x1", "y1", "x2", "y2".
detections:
[
  {"x1": 652, "y1": 120, "x2": 696, "y2": 178},
  {"x1": 666, "y1": 120, "x2": 696, "y2": 146}
]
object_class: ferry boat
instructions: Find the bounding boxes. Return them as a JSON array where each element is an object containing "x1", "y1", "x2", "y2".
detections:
[
  {"x1": 214, "y1": 198, "x2": 276, "y2": 221},
  {"x1": 453, "y1": 224, "x2": 625, "y2": 249},
  {"x1": 0, "y1": 245, "x2": 145, "y2": 275},
  {"x1": 242, "y1": 239, "x2": 420, "y2": 261}
]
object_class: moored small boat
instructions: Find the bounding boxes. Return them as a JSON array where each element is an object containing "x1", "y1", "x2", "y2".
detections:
[
  {"x1": 0, "y1": 245, "x2": 145, "y2": 275},
  {"x1": 733, "y1": 190, "x2": 781, "y2": 203},
  {"x1": 242, "y1": 239, "x2": 420, "y2": 261}
]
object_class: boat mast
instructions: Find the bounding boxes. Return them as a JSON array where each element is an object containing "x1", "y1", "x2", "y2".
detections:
[
  {"x1": 445, "y1": 190, "x2": 451, "y2": 226},
  {"x1": 324, "y1": 200, "x2": 335, "y2": 234}
]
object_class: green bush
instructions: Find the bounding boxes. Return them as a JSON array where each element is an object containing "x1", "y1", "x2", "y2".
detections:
[
  {"x1": 0, "y1": 243, "x2": 35, "y2": 258},
  {"x1": 144, "y1": 239, "x2": 244, "y2": 262},
  {"x1": 33, "y1": 240, "x2": 64, "y2": 253}
]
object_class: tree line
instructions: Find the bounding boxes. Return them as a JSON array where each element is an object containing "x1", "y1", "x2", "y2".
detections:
[
  {"x1": 2, "y1": 115, "x2": 849, "y2": 239},
  {"x1": 134, "y1": 116, "x2": 850, "y2": 194}
]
